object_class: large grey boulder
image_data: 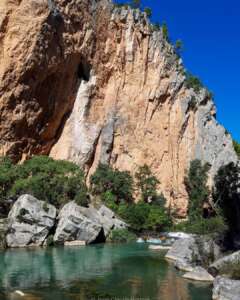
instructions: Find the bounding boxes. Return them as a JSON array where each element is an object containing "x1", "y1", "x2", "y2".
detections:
[
  {"x1": 54, "y1": 202, "x2": 103, "y2": 245},
  {"x1": 6, "y1": 194, "x2": 56, "y2": 248},
  {"x1": 183, "y1": 266, "x2": 214, "y2": 282},
  {"x1": 166, "y1": 235, "x2": 222, "y2": 271},
  {"x1": 98, "y1": 204, "x2": 127, "y2": 236},
  {"x1": 212, "y1": 276, "x2": 240, "y2": 300},
  {"x1": 209, "y1": 250, "x2": 240, "y2": 277},
  {"x1": 165, "y1": 236, "x2": 199, "y2": 271},
  {"x1": 54, "y1": 202, "x2": 127, "y2": 245}
]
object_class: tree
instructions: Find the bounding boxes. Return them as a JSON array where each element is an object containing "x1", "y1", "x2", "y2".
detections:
[
  {"x1": 135, "y1": 165, "x2": 159, "y2": 202},
  {"x1": 162, "y1": 22, "x2": 169, "y2": 41},
  {"x1": 213, "y1": 162, "x2": 240, "y2": 247},
  {"x1": 185, "y1": 72, "x2": 203, "y2": 93},
  {"x1": 144, "y1": 7, "x2": 152, "y2": 18},
  {"x1": 185, "y1": 159, "x2": 210, "y2": 220},
  {"x1": 0, "y1": 155, "x2": 89, "y2": 209},
  {"x1": 90, "y1": 164, "x2": 133, "y2": 203}
]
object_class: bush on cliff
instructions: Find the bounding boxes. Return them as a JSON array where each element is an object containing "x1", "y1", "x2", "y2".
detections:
[
  {"x1": 0, "y1": 156, "x2": 89, "y2": 208},
  {"x1": 233, "y1": 140, "x2": 240, "y2": 158},
  {"x1": 90, "y1": 164, "x2": 133, "y2": 204}
]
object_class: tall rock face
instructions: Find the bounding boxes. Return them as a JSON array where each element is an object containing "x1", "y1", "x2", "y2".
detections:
[{"x1": 0, "y1": 0, "x2": 237, "y2": 216}]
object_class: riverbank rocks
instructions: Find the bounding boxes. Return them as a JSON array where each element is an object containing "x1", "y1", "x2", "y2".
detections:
[
  {"x1": 212, "y1": 276, "x2": 240, "y2": 300},
  {"x1": 165, "y1": 235, "x2": 222, "y2": 272},
  {"x1": 54, "y1": 202, "x2": 127, "y2": 245},
  {"x1": 183, "y1": 266, "x2": 214, "y2": 282},
  {"x1": 6, "y1": 195, "x2": 57, "y2": 248},
  {"x1": 209, "y1": 250, "x2": 240, "y2": 277}
]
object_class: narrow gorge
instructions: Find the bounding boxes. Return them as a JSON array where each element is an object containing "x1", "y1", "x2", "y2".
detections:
[{"x1": 0, "y1": 0, "x2": 237, "y2": 217}]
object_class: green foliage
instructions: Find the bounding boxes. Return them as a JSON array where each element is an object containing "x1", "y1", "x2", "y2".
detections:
[
  {"x1": 173, "y1": 215, "x2": 227, "y2": 235},
  {"x1": 0, "y1": 157, "x2": 18, "y2": 203},
  {"x1": 185, "y1": 72, "x2": 203, "y2": 93},
  {"x1": 135, "y1": 165, "x2": 159, "y2": 202},
  {"x1": 107, "y1": 229, "x2": 136, "y2": 243},
  {"x1": 0, "y1": 155, "x2": 89, "y2": 209},
  {"x1": 146, "y1": 205, "x2": 172, "y2": 231},
  {"x1": 90, "y1": 164, "x2": 133, "y2": 203},
  {"x1": 175, "y1": 39, "x2": 183, "y2": 56},
  {"x1": 116, "y1": 201, "x2": 171, "y2": 232},
  {"x1": 213, "y1": 162, "x2": 240, "y2": 238},
  {"x1": 144, "y1": 7, "x2": 152, "y2": 18},
  {"x1": 185, "y1": 159, "x2": 210, "y2": 220},
  {"x1": 233, "y1": 140, "x2": 240, "y2": 158},
  {"x1": 152, "y1": 22, "x2": 160, "y2": 31},
  {"x1": 162, "y1": 22, "x2": 169, "y2": 41}
]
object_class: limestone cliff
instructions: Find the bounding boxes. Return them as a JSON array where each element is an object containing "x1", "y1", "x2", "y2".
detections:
[{"x1": 0, "y1": 0, "x2": 237, "y2": 216}]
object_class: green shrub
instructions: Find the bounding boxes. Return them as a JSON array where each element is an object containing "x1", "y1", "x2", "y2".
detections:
[
  {"x1": 185, "y1": 72, "x2": 203, "y2": 93},
  {"x1": 0, "y1": 155, "x2": 88, "y2": 209},
  {"x1": 135, "y1": 165, "x2": 159, "y2": 203},
  {"x1": 116, "y1": 201, "x2": 171, "y2": 233},
  {"x1": 173, "y1": 215, "x2": 227, "y2": 235},
  {"x1": 162, "y1": 22, "x2": 169, "y2": 41},
  {"x1": 152, "y1": 22, "x2": 160, "y2": 31},
  {"x1": 146, "y1": 205, "x2": 172, "y2": 231},
  {"x1": 90, "y1": 164, "x2": 133, "y2": 203},
  {"x1": 144, "y1": 7, "x2": 152, "y2": 18},
  {"x1": 107, "y1": 229, "x2": 136, "y2": 243}
]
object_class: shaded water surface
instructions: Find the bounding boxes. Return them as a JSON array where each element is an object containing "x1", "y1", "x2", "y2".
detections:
[{"x1": 0, "y1": 243, "x2": 212, "y2": 300}]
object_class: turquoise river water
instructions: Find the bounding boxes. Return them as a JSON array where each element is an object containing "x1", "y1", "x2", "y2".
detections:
[{"x1": 0, "y1": 243, "x2": 212, "y2": 300}]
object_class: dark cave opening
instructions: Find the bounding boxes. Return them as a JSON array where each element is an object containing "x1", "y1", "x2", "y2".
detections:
[{"x1": 77, "y1": 61, "x2": 91, "y2": 82}]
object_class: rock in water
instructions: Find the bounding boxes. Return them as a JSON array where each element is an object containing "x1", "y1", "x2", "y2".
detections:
[
  {"x1": 54, "y1": 202, "x2": 127, "y2": 244},
  {"x1": 165, "y1": 235, "x2": 222, "y2": 271},
  {"x1": 183, "y1": 266, "x2": 214, "y2": 282},
  {"x1": 213, "y1": 276, "x2": 240, "y2": 300},
  {"x1": 209, "y1": 250, "x2": 240, "y2": 277},
  {"x1": 54, "y1": 202, "x2": 103, "y2": 245},
  {"x1": 6, "y1": 194, "x2": 56, "y2": 248}
]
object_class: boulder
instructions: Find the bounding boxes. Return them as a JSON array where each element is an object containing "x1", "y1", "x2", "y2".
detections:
[
  {"x1": 54, "y1": 202, "x2": 103, "y2": 245},
  {"x1": 54, "y1": 202, "x2": 127, "y2": 245},
  {"x1": 209, "y1": 250, "x2": 240, "y2": 277},
  {"x1": 183, "y1": 266, "x2": 214, "y2": 282},
  {"x1": 98, "y1": 205, "x2": 127, "y2": 236},
  {"x1": 165, "y1": 236, "x2": 199, "y2": 271},
  {"x1": 212, "y1": 276, "x2": 240, "y2": 300},
  {"x1": 6, "y1": 195, "x2": 56, "y2": 248},
  {"x1": 165, "y1": 235, "x2": 222, "y2": 271}
]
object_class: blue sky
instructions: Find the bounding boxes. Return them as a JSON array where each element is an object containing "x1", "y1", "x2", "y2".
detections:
[{"x1": 115, "y1": 0, "x2": 240, "y2": 141}]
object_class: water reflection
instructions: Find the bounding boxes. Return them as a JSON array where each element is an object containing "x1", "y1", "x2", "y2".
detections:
[{"x1": 0, "y1": 244, "x2": 212, "y2": 300}]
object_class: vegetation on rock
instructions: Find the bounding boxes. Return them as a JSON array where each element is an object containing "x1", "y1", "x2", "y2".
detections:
[{"x1": 233, "y1": 140, "x2": 240, "y2": 158}]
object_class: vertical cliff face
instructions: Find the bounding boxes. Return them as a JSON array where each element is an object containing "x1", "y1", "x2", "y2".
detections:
[{"x1": 0, "y1": 0, "x2": 237, "y2": 216}]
